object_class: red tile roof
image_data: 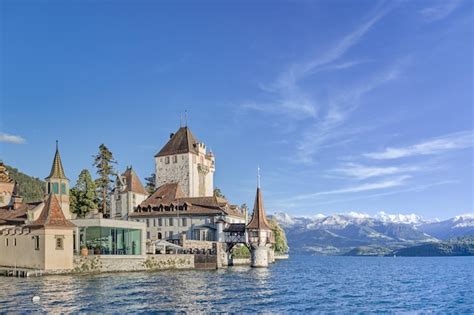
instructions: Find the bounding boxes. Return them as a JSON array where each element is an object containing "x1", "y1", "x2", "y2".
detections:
[
  {"x1": 28, "y1": 194, "x2": 75, "y2": 229},
  {"x1": 247, "y1": 188, "x2": 272, "y2": 230},
  {"x1": 123, "y1": 167, "x2": 148, "y2": 195}
]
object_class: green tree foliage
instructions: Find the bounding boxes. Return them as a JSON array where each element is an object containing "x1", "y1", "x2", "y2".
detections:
[
  {"x1": 5, "y1": 165, "x2": 45, "y2": 202},
  {"x1": 232, "y1": 245, "x2": 250, "y2": 258},
  {"x1": 269, "y1": 217, "x2": 289, "y2": 254},
  {"x1": 213, "y1": 188, "x2": 225, "y2": 199},
  {"x1": 145, "y1": 173, "x2": 156, "y2": 194},
  {"x1": 70, "y1": 169, "x2": 98, "y2": 218},
  {"x1": 93, "y1": 144, "x2": 117, "y2": 215}
]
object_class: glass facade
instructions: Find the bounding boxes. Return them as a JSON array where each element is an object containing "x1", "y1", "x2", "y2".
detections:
[{"x1": 80, "y1": 227, "x2": 142, "y2": 255}]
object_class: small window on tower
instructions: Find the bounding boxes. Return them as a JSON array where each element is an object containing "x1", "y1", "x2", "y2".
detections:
[
  {"x1": 61, "y1": 183, "x2": 67, "y2": 195},
  {"x1": 55, "y1": 236, "x2": 64, "y2": 250},
  {"x1": 165, "y1": 156, "x2": 170, "y2": 164},
  {"x1": 173, "y1": 155, "x2": 178, "y2": 163},
  {"x1": 52, "y1": 183, "x2": 59, "y2": 194}
]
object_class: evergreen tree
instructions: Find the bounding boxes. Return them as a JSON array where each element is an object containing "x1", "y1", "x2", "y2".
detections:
[
  {"x1": 93, "y1": 144, "x2": 117, "y2": 215},
  {"x1": 144, "y1": 173, "x2": 156, "y2": 194},
  {"x1": 5, "y1": 165, "x2": 45, "y2": 202},
  {"x1": 213, "y1": 188, "x2": 225, "y2": 198},
  {"x1": 71, "y1": 169, "x2": 98, "y2": 218},
  {"x1": 269, "y1": 218, "x2": 289, "y2": 254}
]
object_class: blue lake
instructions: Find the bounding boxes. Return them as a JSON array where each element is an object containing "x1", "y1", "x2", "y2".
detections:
[{"x1": 0, "y1": 255, "x2": 473, "y2": 313}]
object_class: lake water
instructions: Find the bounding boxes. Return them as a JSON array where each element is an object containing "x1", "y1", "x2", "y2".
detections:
[{"x1": 0, "y1": 255, "x2": 473, "y2": 313}]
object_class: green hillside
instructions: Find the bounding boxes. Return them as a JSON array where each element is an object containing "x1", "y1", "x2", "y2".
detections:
[
  {"x1": 5, "y1": 165, "x2": 45, "y2": 203},
  {"x1": 391, "y1": 236, "x2": 474, "y2": 256}
]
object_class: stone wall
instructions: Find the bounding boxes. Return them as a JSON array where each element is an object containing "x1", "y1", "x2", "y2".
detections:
[{"x1": 72, "y1": 254, "x2": 194, "y2": 273}]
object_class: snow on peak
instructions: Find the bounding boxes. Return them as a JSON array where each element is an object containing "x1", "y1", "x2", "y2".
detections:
[
  {"x1": 375, "y1": 211, "x2": 427, "y2": 225},
  {"x1": 345, "y1": 211, "x2": 371, "y2": 219},
  {"x1": 454, "y1": 213, "x2": 474, "y2": 221}
]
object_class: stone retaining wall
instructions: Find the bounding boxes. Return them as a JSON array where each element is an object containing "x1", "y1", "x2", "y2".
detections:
[{"x1": 72, "y1": 254, "x2": 194, "y2": 273}]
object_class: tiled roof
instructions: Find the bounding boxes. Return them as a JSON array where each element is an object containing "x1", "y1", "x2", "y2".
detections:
[
  {"x1": 247, "y1": 187, "x2": 272, "y2": 230},
  {"x1": 45, "y1": 144, "x2": 67, "y2": 180},
  {"x1": 28, "y1": 194, "x2": 75, "y2": 229},
  {"x1": 131, "y1": 183, "x2": 245, "y2": 218},
  {"x1": 122, "y1": 167, "x2": 148, "y2": 195},
  {"x1": 155, "y1": 127, "x2": 199, "y2": 157}
]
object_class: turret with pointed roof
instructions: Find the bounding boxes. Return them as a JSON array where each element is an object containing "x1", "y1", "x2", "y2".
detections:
[
  {"x1": 247, "y1": 187, "x2": 273, "y2": 231},
  {"x1": 110, "y1": 166, "x2": 149, "y2": 219},
  {"x1": 45, "y1": 141, "x2": 71, "y2": 219}
]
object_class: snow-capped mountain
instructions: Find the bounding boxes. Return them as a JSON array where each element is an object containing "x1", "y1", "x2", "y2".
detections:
[{"x1": 270, "y1": 211, "x2": 473, "y2": 255}]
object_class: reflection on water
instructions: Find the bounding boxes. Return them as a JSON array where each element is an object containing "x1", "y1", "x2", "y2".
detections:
[{"x1": 0, "y1": 256, "x2": 473, "y2": 313}]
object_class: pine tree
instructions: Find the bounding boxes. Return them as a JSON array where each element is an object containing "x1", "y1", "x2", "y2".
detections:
[
  {"x1": 70, "y1": 169, "x2": 98, "y2": 218},
  {"x1": 93, "y1": 144, "x2": 117, "y2": 215},
  {"x1": 213, "y1": 188, "x2": 225, "y2": 198},
  {"x1": 144, "y1": 173, "x2": 156, "y2": 194}
]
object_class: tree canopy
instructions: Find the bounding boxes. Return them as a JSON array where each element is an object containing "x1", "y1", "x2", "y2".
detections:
[
  {"x1": 269, "y1": 217, "x2": 289, "y2": 254},
  {"x1": 93, "y1": 144, "x2": 117, "y2": 215},
  {"x1": 5, "y1": 165, "x2": 45, "y2": 202},
  {"x1": 70, "y1": 169, "x2": 98, "y2": 218}
]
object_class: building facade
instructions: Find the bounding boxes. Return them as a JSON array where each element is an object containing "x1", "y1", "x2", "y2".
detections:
[
  {"x1": 154, "y1": 127, "x2": 215, "y2": 198},
  {"x1": 110, "y1": 167, "x2": 148, "y2": 220},
  {"x1": 129, "y1": 183, "x2": 245, "y2": 242}
]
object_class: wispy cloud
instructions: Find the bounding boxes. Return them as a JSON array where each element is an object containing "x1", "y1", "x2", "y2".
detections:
[
  {"x1": 364, "y1": 130, "x2": 474, "y2": 160},
  {"x1": 0, "y1": 133, "x2": 26, "y2": 144},
  {"x1": 420, "y1": 0, "x2": 462, "y2": 22},
  {"x1": 331, "y1": 162, "x2": 420, "y2": 180},
  {"x1": 290, "y1": 175, "x2": 411, "y2": 201}
]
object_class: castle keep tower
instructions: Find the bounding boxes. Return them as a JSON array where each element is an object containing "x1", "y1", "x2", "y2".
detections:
[
  {"x1": 154, "y1": 126, "x2": 215, "y2": 197},
  {"x1": 45, "y1": 142, "x2": 72, "y2": 219},
  {"x1": 247, "y1": 175, "x2": 275, "y2": 268}
]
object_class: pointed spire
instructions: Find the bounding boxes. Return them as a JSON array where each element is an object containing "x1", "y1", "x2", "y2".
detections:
[
  {"x1": 46, "y1": 141, "x2": 67, "y2": 180},
  {"x1": 247, "y1": 183, "x2": 272, "y2": 230},
  {"x1": 257, "y1": 166, "x2": 261, "y2": 189}
]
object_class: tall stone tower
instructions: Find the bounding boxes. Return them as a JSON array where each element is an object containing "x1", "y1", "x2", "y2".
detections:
[
  {"x1": 45, "y1": 141, "x2": 72, "y2": 219},
  {"x1": 247, "y1": 175, "x2": 274, "y2": 268},
  {"x1": 154, "y1": 126, "x2": 215, "y2": 197}
]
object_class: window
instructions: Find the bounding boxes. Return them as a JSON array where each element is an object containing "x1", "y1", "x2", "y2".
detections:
[
  {"x1": 147, "y1": 231, "x2": 151, "y2": 239},
  {"x1": 165, "y1": 156, "x2": 170, "y2": 164},
  {"x1": 169, "y1": 218, "x2": 174, "y2": 226},
  {"x1": 146, "y1": 219, "x2": 150, "y2": 227},
  {"x1": 173, "y1": 155, "x2": 178, "y2": 163},
  {"x1": 158, "y1": 218, "x2": 162, "y2": 227},
  {"x1": 182, "y1": 218, "x2": 187, "y2": 227},
  {"x1": 52, "y1": 183, "x2": 59, "y2": 194},
  {"x1": 168, "y1": 231, "x2": 173, "y2": 239},
  {"x1": 14, "y1": 238, "x2": 16, "y2": 246},
  {"x1": 158, "y1": 232, "x2": 162, "y2": 239},
  {"x1": 5, "y1": 238, "x2": 8, "y2": 247},
  {"x1": 47, "y1": 183, "x2": 51, "y2": 194},
  {"x1": 61, "y1": 183, "x2": 67, "y2": 195},
  {"x1": 34, "y1": 236, "x2": 40, "y2": 250},
  {"x1": 153, "y1": 219, "x2": 157, "y2": 227},
  {"x1": 55, "y1": 236, "x2": 64, "y2": 250}
]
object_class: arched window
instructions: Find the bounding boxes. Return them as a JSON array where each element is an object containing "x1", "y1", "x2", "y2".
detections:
[{"x1": 158, "y1": 232, "x2": 162, "y2": 239}]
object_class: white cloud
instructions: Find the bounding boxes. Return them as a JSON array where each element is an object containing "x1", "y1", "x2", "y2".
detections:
[
  {"x1": 364, "y1": 130, "x2": 474, "y2": 160},
  {"x1": 291, "y1": 175, "x2": 410, "y2": 201},
  {"x1": 0, "y1": 133, "x2": 26, "y2": 144},
  {"x1": 331, "y1": 163, "x2": 419, "y2": 180},
  {"x1": 420, "y1": 0, "x2": 461, "y2": 22}
]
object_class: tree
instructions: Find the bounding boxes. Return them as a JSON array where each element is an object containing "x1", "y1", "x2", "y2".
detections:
[
  {"x1": 70, "y1": 169, "x2": 98, "y2": 218},
  {"x1": 93, "y1": 144, "x2": 117, "y2": 215},
  {"x1": 213, "y1": 188, "x2": 225, "y2": 199},
  {"x1": 269, "y1": 217, "x2": 289, "y2": 254},
  {"x1": 144, "y1": 173, "x2": 156, "y2": 194}
]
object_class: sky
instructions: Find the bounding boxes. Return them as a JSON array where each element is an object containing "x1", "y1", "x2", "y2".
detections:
[{"x1": 1, "y1": 0, "x2": 473, "y2": 220}]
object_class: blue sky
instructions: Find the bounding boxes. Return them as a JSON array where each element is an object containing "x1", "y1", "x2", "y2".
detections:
[{"x1": 1, "y1": 0, "x2": 472, "y2": 220}]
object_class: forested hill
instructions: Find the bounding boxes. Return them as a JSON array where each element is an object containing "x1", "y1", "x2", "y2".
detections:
[
  {"x1": 5, "y1": 165, "x2": 45, "y2": 203},
  {"x1": 391, "y1": 236, "x2": 474, "y2": 257}
]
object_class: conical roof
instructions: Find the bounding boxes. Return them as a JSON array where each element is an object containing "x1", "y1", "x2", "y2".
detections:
[
  {"x1": 28, "y1": 194, "x2": 75, "y2": 228},
  {"x1": 46, "y1": 142, "x2": 67, "y2": 180},
  {"x1": 122, "y1": 167, "x2": 148, "y2": 195},
  {"x1": 155, "y1": 127, "x2": 199, "y2": 157},
  {"x1": 247, "y1": 187, "x2": 272, "y2": 230}
]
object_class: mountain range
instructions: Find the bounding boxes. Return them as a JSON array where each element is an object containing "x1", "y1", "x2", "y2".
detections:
[{"x1": 271, "y1": 212, "x2": 474, "y2": 255}]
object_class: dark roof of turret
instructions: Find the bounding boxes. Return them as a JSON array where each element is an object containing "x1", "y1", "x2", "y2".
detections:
[
  {"x1": 28, "y1": 194, "x2": 75, "y2": 229},
  {"x1": 46, "y1": 143, "x2": 67, "y2": 180},
  {"x1": 122, "y1": 167, "x2": 148, "y2": 195},
  {"x1": 247, "y1": 187, "x2": 272, "y2": 230},
  {"x1": 155, "y1": 127, "x2": 199, "y2": 157}
]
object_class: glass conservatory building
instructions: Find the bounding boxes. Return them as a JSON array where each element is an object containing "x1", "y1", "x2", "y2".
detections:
[{"x1": 72, "y1": 219, "x2": 146, "y2": 256}]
